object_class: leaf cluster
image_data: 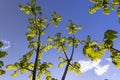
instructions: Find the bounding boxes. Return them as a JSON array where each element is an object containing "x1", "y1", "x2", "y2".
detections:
[
  {"x1": 7, "y1": 0, "x2": 60, "y2": 79},
  {"x1": 68, "y1": 62, "x2": 81, "y2": 75},
  {"x1": 19, "y1": 0, "x2": 41, "y2": 16},
  {"x1": 83, "y1": 36, "x2": 105, "y2": 61},
  {"x1": 110, "y1": 49, "x2": 120, "y2": 68},
  {"x1": 104, "y1": 30, "x2": 118, "y2": 48},
  {"x1": 66, "y1": 20, "x2": 82, "y2": 34},
  {"x1": 0, "y1": 41, "x2": 7, "y2": 75},
  {"x1": 90, "y1": 0, "x2": 120, "y2": 23},
  {"x1": 50, "y1": 12, "x2": 62, "y2": 27}
]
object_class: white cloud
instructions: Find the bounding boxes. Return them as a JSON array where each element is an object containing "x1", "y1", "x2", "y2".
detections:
[
  {"x1": 94, "y1": 64, "x2": 109, "y2": 76},
  {"x1": 78, "y1": 60, "x2": 110, "y2": 76},
  {"x1": 1, "y1": 40, "x2": 11, "y2": 51},
  {"x1": 106, "y1": 58, "x2": 112, "y2": 62}
]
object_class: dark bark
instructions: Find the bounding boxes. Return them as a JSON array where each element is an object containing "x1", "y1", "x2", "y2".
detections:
[
  {"x1": 32, "y1": 32, "x2": 41, "y2": 80},
  {"x1": 61, "y1": 35, "x2": 75, "y2": 80},
  {"x1": 61, "y1": 61, "x2": 70, "y2": 80},
  {"x1": 110, "y1": 47, "x2": 120, "y2": 53}
]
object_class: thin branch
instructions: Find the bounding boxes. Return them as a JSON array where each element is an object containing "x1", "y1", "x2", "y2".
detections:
[
  {"x1": 70, "y1": 34, "x2": 75, "y2": 60},
  {"x1": 61, "y1": 43, "x2": 69, "y2": 60},
  {"x1": 23, "y1": 67, "x2": 33, "y2": 72},
  {"x1": 64, "y1": 52, "x2": 69, "y2": 61},
  {"x1": 41, "y1": 23, "x2": 50, "y2": 32},
  {"x1": 110, "y1": 47, "x2": 120, "y2": 53}
]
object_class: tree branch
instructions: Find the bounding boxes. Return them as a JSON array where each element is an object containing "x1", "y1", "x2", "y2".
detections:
[
  {"x1": 61, "y1": 43, "x2": 69, "y2": 60},
  {"x1": 70, "y1": 34, "x2": 75, "y2": 60},
  {"x1": 61, "y1": 34, "x2": 75, "y2": 80},
  {"x1": 41, "y1": 23, "x2": 50, "y2": 32},
  {"x1": 23, "y1": 67, "x2": 33, "y2": 72},
  {"x1": 110, "y1": 47, "x2": 120, "y2": 53},
  {"x1": 32, "y1": 31, "x2": 41, "y2": 80}
]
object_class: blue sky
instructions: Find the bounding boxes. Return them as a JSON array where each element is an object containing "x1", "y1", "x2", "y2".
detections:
[{"x1": 0, "y1": 0, "x2": 120, "y2": 80}]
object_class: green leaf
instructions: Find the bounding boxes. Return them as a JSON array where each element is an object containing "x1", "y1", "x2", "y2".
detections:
[
  {"x1": 46, "y1": 76, "x2": 57, "y2": 80},
  {"x1": 103, "y1": 7, "x2": 110, "y2": 15},
  {"x1": 86, "y1": 47, "x2": 94, "y2": 55},
  {"x1": 104, "y1": 39, "x2": 113, "y2": 48},
  {"x1": 26, "y1": 51, "x2": 33, "y2": 59},
  {"x1": 47, "y1": 63, "x2": 52, "y2": 68},
  {"x1": 6, "y1": 64, "x2": 17, "y2": 70},
  {"x1": 74, "y1": 69, "x2": 81, "y2": 75},
  {"x1": 68, "y1": 66, "x2": 74, "y2": 72},
  {"x1": 58, "y1": 57, "x2": 65, "y2": 61},
  {"x1": 38, "y1": 52, "x2": 43, "y2": 60},
  {"x1": 28, "y1": 62, "x2": 34, "y2": 69},
  {"x1": 74, "y1": 62, "x2": 80, "y2": 69},
  {"x1": 11, "y1": 71, "x2": 18, "y2": 78},
  {"x1": 19, "y1": 5, "x2": 25, "y2": 11},
  {"x1": 58, "y1": 61, "x2": 67, "y2": 68},
  {"x1": 68, "y1": 20, "x2": 73, "y2": 25},
  {"x1": 25, "y1": 9, "x2": 31, "y2": 15},
  {"x1": 26, "y1": 32, "x2": 35, "y2": 37},
  {"x1": 31, "y1": 0, "x2": 36, "y2": 5},
  {"x1": 117, "y1": 7, "x2": 120, "y2": 16},
  {"x1": 0, "y1": 61, "x2": 4, "y2": 67},
  {"x1": 20, "y1": 68, "x2": 29, "y2": 74},
  {"x1": 45, "y1": 70, "x2": 51, "y2": 76},
  {"x1": 57, "y1": 16, "x2": 62, "y2": 21},
  {"x1": 47, "y1": 36, "x2": 53, "y2": 42},
  {"x1": 37, "y1": 72, "x2": 42, "y2": 79},
  {"x1": 87, "y1": 35, "x2": 91, "y2": 42},
  {"x1": 60, "y1": 37, "x2": 66, "y2": 42},
  {"x1": 68, "y1": 41, "x2": 73, "y2": 46},
  {"x1": 114, "y1": 60, "x2": 120, "y2": 68},
  {"x1": 91, "y1": 41, "x2": 98, "y2": 46},
  {"x1": 29, "y1": 74, "x2": 33, "y2": 80},
  {"x1": 0, "y1": 41, "x2": 3, "y2": 48},
  {"x1": 0, "y1": 51, "x2": 7, "y2": 58},
  {"x1": 50, "y1": 11, "x2": 62, "y2": 27},
  {"x1": 0, "y1": 70, "x2": 5, "y2": 75},
  {"x1": 66, "y1": 20, "x2": 82, "y2": 34},
  {"x1": 105, "y1": 30, "x2": 118, "y2": 35}
]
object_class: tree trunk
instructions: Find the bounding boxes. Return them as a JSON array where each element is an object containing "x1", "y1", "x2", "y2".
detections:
[
  {"x1": 61, "y1": 61, "x2": 70, "y2": 80},
  {"x1": 32, "y1": 47, "x2": 40, "y2": 80},
  {"x1": 32, "y1": 32, "x2": 41, "y2": 80}
]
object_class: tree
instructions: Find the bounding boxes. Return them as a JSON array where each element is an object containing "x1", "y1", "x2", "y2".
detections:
[
  {"x1": 48, "y1": 20, "x2": 82, "y2": 80},
  {"x1": 0, "y1": 41, "x2": 7, "y2": 75},
  {"x1": 5, "y1": 0, "x2": 120, "y2": 80},
  {"x1": 6, "y1": 0, "x2": 61, "y2": 80}
]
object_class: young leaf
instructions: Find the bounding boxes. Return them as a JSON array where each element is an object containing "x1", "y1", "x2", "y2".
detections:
[
  {"x1": 74, "y1": 69, "x2": 81, "y2": 75},
  {"x1": 58, "y1": 61, "x2": 67, "y2": 68},
  {"x1": 0, "y1": 41, "x2": 3, "y2": 48},
  {"x1": 47, "y1": 63, "x2": 52, "y2": 68},
  {"x1": 68, "y1": 66, "x2": 74, "y2": 72},
  {"x1": 58, "y1": 57, "x2": 65, "y2": 61},
  {"x1": 0, "y1": 61, "x2": 4, "y2": 67},
  {"x1": 0, "y1": 70, "x2": 5, "y2": 75},
  {"x1": 0, "y1": 51, "x2": 7, "y2": 58},
  {"x1": 11, "y1": 71, "x2": 18, "y2": 78}
]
